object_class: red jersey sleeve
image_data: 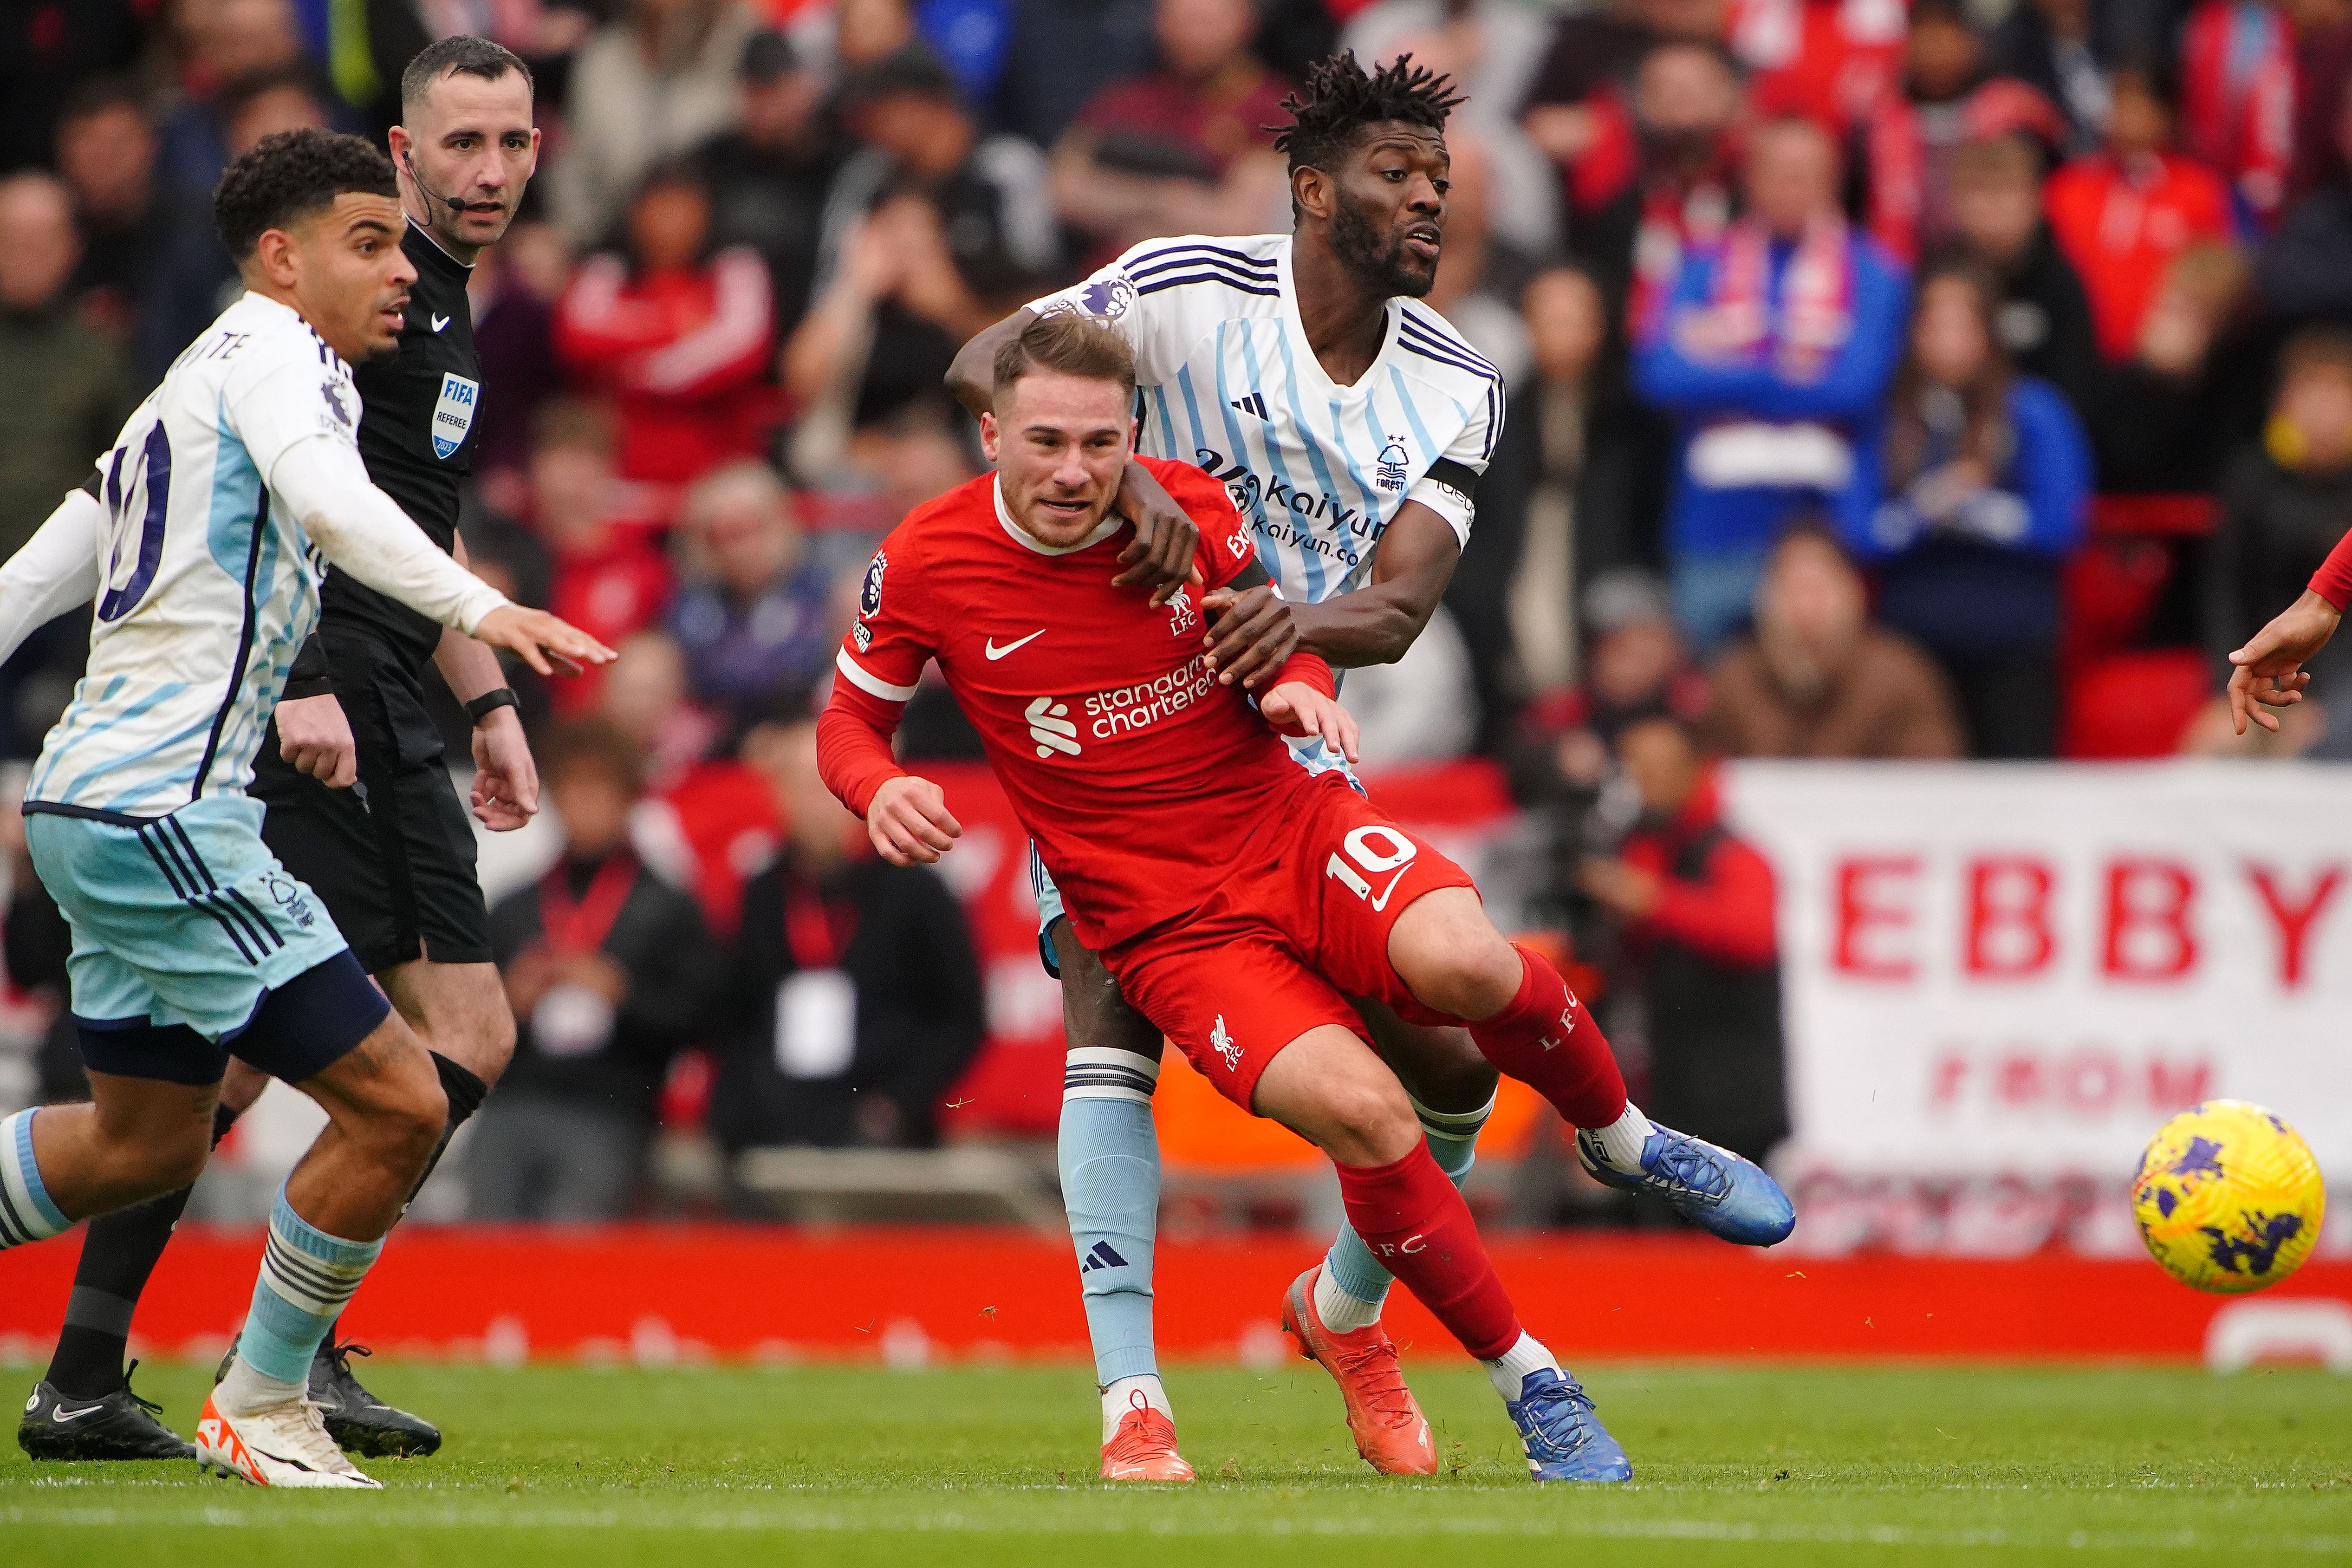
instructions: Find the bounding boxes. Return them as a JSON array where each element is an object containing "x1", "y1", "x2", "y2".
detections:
[
  {"x1": 818, "y1": 533, "x2": 936, "y2": 817},
  {"x1": 2310, "y1": 528, "x2": 2352, "y2": 612},
  {"x1": 1145, "y1": 456, "x2": 1260, "y2": 592}
]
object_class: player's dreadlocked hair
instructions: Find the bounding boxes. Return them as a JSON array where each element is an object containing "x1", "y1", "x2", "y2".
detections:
[
  {"x1": 1272, "y1": 51, "x2": 1466, "y2": 175},
  {"x1": 214, "y1": 128, "x2": 397, "y2": 258}
]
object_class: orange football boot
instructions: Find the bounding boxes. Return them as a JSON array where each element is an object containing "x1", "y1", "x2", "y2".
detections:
[
  {"x1": 1098, "y1": 1391, "x2": 1196, "y2": 1482},
  {"x1": 1280, "y1": 1265, "x2": 1437, "y2": 1475}
]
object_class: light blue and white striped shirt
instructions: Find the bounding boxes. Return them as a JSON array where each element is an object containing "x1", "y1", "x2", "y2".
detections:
[{"x1": 1031, "y1": 234, "x2": 1504, "y2": 609}]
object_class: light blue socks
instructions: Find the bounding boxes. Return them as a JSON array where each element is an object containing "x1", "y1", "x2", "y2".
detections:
[
  {"x1": 1059, "y1": 1047, "x2": 1163, "y2": 1388},
  {"x1": 235, "y1": 1183, "x2": 382, "y2": 1384}
]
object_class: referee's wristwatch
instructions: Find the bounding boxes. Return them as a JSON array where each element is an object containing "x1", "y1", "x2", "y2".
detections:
[{"x1": 466, "y1": 687, "x2": 521, "y2": 727}]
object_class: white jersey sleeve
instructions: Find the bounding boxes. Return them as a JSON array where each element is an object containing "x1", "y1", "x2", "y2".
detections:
[
  {"x1": 1028, "y1": 234, "x2": 1281, "y2": 388},
  {"x1": 0, "y1": 488, "x2": 104, "y2": 667}
]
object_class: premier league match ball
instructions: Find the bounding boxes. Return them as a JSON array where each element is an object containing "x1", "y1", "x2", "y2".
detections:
[{"x1": 2131, "y1": 1101, "x2": 2326, "y2": 1294}]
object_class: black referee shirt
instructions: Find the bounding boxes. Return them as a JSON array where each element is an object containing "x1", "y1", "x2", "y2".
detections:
[{"x1": 331, "y1": 222, "x2": 482, "y2": 670}]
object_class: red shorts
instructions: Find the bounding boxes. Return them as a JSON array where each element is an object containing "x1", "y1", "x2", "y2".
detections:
[{"x1": 1102, "y1": 773, "x2": 1477, "y2": 1111}]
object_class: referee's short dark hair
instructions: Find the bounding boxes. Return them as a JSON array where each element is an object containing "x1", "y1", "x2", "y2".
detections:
[
  {"x1": 214, "y1": 128, "x2": 398, "y2": 259},
  {"x1": 400, "y1": 34, "x2": 533, "y2": 117},
  {"x1": 994, "y1": 313, "x2": 1137, "y2": 406}
]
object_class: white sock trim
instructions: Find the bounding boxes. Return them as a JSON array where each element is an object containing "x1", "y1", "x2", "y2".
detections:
[
  {"x1": 1482, "y1": 1332, "x2": 1559, "y2": 1402},
  {"x1": 1101, "y1": 1373, "x2": 1170, "y2": 1442},
  {"x1": 1063, "y1": 1048, "x2": 1161, "y2": 1104},
  {"x1": 214, "y1": 1354, "x2": 306, "y2": 1418},
  {"x1": 1313, "y1": 1264, "x2": 1383, "y2": 1333},
  {"x1": 1591, "y1": 1102, "x2": 1653, "y2": 1172},
  {"x1": 1409, "y1": 1089, "x2": 1496, "y2": 1139}
]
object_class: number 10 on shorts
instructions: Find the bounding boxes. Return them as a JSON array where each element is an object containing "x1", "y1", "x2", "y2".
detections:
[{"x1": 1326, "y1": 825, "x2": 1419, "y2": 911}]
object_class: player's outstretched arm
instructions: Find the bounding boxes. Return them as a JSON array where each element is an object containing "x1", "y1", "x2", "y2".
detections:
[
  {"x1": 0, "y1": 486, "x2": 104, "y2": 667},
  {"x1": 273, "y1": 438, "x2": 616, "y2": 676},
  {"x1": 2228, "y1": 589, "x2": 2339, "y2": 734},
  {"x1": 1200, "y1": 557, "x2": 1298, "y2": 690}
]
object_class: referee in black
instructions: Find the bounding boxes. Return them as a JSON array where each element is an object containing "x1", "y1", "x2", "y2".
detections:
[{"x1": 18, "y1": 37, "x2": 547, "y2": 1465}]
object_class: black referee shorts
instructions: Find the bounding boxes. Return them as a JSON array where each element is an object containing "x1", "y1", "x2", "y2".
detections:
[{"x1": 252, "y1": 636, "x2": 494, "y2": 975}]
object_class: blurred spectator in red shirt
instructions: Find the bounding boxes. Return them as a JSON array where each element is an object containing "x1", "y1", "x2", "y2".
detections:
[
  {"x1": 600, "y1": 629, "x2": 725, "y2": 795},
  {"x1": 530, "y1": 400, "x2": 676, "y2": 716},
  {"x1": 1949, "y1": 132, "x2": 2102, "y2": 410},
  {"x1": 666, "y1": 459, "x2": 837, "y2": 724},
  {"x1": 1729, "y1": 0, "x2": 1909, "y2": 135},
  {"x1": 1052, "y1": 0, "x2": 1293, "y2": 263},
  {"x1": 556, "y1": 159, "x2": 777, "y2": 490},
  {"x1": 1858, "y1": 0, "x2": 2066, "y2": 263},
  {"x1": 2177, "y1": 0, "x2": 2298, "y2": 228},
  {"x1": 1702, "y1": 523, "x2": 1966, "y2": 756},
  {"x1": 2044, "y1": 61, "x2": 2233, "y2": 361},
  {"x1": 1575, "y1": 714, "x2": 1788, "y2": 1165},
  {"x1": 1553, "y1": 40, "x2": 1743, "y2": 339}
]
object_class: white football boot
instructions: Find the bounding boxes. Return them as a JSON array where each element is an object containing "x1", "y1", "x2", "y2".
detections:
[{"x1": 195, "y1": 1390, "x2": 380, "y2": 1488}]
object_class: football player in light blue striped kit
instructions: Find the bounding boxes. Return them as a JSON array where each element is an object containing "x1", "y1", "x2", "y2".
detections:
[
  {"x1": 0, "y1": 130, "x2": 609, "y2": 1487},
  {"x1": 953, "y1": 52, "x2": 1791, "y2": 1481}
]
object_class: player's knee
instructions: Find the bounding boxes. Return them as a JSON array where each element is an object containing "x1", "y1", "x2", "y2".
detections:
[
  {"x1": 371, "y1": 1059, "x2": 448, "y2": 1170},
  {"x1": 152, "y1": 1119, "x2": 214, "y2": 1191},
  {"x1": 1391, "y1": 895, "x2": 1523, "y2": 1021},
  {"x1": 1314, "y1": 1070, "x2": 1420, "y2": 1168}
]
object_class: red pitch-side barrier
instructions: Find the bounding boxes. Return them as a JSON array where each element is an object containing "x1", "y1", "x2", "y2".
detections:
[{"x1": 3, "y1": 1227, "x2": 2345, "y2": 1363}]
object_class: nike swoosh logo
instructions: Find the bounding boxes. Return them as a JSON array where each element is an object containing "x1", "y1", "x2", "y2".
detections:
[
  {"x1": 52, "y1": 1403, "x2": 105, "y2": 1422},
  {"x1": 985, "y1": 630, "x2": 1046, "y2": 660},
  {"x1": 430, "y1": 314, "x2": 450, "y2": 332},
  {"x1": 1368, "y1": 864, "x2": 1413, "y2": 912}
]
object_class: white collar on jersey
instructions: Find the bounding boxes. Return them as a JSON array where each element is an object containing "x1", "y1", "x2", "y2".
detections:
[{"x1": 992, "y1": 474, "x2": 1123, "y2": 555}]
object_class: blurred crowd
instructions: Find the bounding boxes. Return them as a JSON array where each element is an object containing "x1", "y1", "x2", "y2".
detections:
[{"x1": 2, "y1": 0, "x2": 2351, "y2": 1219}]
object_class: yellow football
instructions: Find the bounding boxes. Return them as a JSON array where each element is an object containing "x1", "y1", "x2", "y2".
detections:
[{"x1": 2131, "y1": 1100, "x2": 2326, "y2": 1294}]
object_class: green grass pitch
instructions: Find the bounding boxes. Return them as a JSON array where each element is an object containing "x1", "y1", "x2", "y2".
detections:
[{"x1": 2, "y1": 1360, "x2": 2347, "y2": 1565}]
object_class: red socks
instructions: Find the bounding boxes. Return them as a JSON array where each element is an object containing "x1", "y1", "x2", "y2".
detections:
[
  {"x1": 1468, "y1": 943, "x2": 1629, "y2": 1130},
  {"x1": 1335, "y1": 1143, "x2": 1521, "y2": 1362}
]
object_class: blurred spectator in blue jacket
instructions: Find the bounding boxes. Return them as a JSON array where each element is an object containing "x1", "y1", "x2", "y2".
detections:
[
  {"x1": 1850, "y1": 253, "x2": 2089, "y2": 758},
  {"x1": 668, "y1": 460, "x2": 838, "y2": 725},
  {"x1": 1635, "y1": 115, "x2": 1911, "y2": 650}
]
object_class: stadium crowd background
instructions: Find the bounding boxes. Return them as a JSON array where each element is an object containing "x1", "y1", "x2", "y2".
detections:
[{"x1": 0, "y1": 0, "x2": 2346, "y2": 1238}]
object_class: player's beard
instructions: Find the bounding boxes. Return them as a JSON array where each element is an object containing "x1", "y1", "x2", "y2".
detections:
[{"x1": 1329, "y1": 185, "x2": 1437, "y2": 299}]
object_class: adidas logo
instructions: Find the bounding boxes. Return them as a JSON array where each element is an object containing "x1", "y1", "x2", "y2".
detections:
[
  {"x1": 1229, "y1": 391, "x2": 1269, "y2": 420},
  {"x1": 1079, "y1": 1241, "x2": 1129, "y2": 1273}
]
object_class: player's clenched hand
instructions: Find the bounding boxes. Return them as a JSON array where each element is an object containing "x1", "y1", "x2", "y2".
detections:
[
  {"x1": 1258, "y1": 682, "x2": 1359, "y2": 765},
  {"x1": 1111, "y1": 459, "x2": 1201, "y2": 607},
  {"x1": 1202, "y1": 584, "x2": 1299, "y2": 690},
  {"x1": 473, "y1": 605, "x2": 617, "y2": 678},
  {"x1": 276, "y1": 693, "x2": 357, "y2": 789},
  {"x1": 867, "y1": 775, "x2": 963, "y2": 865},
  {"x1": 471, "y1": 708, "x2": 540, "y2": 832},
  {"x1": 2227, "y1": 589, "x2": 2339, "y2": 734}
]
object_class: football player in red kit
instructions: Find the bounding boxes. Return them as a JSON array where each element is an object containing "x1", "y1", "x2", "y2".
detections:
[{"x1": 820, "y1": 315, "x2": 1781, "y2": 1481}]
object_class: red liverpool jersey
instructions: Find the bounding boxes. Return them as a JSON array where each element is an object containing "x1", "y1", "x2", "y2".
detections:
[{"x1": 819, "y1": 456, "x2": 1333, "y2": 951}]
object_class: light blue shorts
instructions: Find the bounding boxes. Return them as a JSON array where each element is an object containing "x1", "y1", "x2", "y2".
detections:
[{"x1": 25, "y1": 795, "x2": 353, "y2": 1043}]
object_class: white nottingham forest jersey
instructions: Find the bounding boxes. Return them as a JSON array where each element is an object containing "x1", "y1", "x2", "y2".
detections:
[
  {"x1": 1030, "y1": 234, "x2": 1503, "y2": 606},
  {"x1": 29, "y1": 293, "x2": 355, "y2": 815}
]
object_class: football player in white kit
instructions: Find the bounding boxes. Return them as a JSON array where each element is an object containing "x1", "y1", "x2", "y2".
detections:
[
  {"x1": 0, "y1": 130, "x2": 610, "y2": 1487},
  {"x1": 947, "y1": 52, "x2": 1793, "y2": 1482}
]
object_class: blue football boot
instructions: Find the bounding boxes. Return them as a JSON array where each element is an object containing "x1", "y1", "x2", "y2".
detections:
[
  {"x1": 1575, "y1": 1122, "x2": 1796, "y2": 1245},
  {"x1": 1506, "y1": 1370, "x2": 1632, "y2": 1483}
]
